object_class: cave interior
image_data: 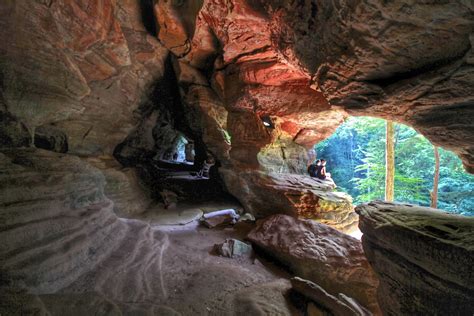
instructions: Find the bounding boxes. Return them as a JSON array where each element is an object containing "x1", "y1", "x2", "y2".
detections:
[{"x1": 0, "y1": 1, "x2": 473, "y2": 315}]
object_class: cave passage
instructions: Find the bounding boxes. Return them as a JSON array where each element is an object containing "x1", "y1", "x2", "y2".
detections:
[{"x1": 315, "y1": 116, "x2": 474, "y2": 216}]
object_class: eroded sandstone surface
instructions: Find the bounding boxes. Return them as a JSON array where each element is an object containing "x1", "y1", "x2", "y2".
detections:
[
  {"x1": 0, "y1": 149, "x2": 168, "y2": 300},
  {"x1": 154, "y1": 0, "x2": 474, "y2": 174},
  {"x1": 223, "y1": 171, "x2": 358, "y2": 232},
  {"x1": 1, "y1": 0, "x2": 473, "y2": 219},
  {"x1": 247, "y1": 214, "x2": 380, "y2": 314},
  {"x1": 0, "y1": 149, "x2": 296, "y2": 315},
  {"x1": 357, "y1": 201, "x2": 474, "y2": 315}
]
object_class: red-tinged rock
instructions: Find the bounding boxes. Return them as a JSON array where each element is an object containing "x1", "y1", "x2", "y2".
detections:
[
  {"x1": 155, "y1": 0, "x2": 204, "y2": 57},
  {"x1": 154, "y1": 0, "x2": 474, "y2": 172}
]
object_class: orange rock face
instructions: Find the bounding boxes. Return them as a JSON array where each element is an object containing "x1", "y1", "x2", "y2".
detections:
[
  {"x1": 1, "y1": 0, "x2": 167, "y2": 155},
  {"x1": 154, "y1": 0, "x2": 474, "y2": 174},
  {"x1": 153, "y1": 0, "x2": 348, "y2": 187}
]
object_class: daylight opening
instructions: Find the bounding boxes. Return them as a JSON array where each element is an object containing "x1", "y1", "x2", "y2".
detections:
[
  {"x1": 160, "y1": 134, "x2": 194, "y2": 165},
  {"x1": 314, "y1": 117, "x2": 474, "y2": 216}
]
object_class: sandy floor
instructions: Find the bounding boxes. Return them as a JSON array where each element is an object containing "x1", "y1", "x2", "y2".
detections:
[
  {"x1": 1, "y1": 199, "x2": 346, "y2": 315},
  {"x1": 123, "y1": 201, "x2": 301, "y2": 315}
]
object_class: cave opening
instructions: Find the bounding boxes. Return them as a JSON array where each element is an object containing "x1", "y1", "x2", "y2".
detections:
[
  {"x1": 314, "y1": 116, "x2": 474, "y2": 216},
  {"x1": 158, "y1": 134, "x2": 194, "y2": 165}
]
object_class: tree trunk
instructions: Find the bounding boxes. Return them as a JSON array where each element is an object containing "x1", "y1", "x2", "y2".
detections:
[
  {"x1": 385, "y1": 121, "x2": 395, "y2": 201},
  {"x1": 431, "y1": 146, "x2": 440, "y2": 208}
]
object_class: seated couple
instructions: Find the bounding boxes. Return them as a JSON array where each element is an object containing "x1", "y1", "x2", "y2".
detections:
[{"x1": 307, "y1": 159, "x2": 331, "y2": 180}]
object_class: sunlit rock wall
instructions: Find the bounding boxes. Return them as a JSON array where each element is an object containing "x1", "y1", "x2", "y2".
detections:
[{"x1": 154, "y1": 0, "x2": 474, "y2": 174}]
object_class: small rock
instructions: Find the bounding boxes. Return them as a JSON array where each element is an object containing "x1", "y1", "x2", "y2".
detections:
[
  {"x1": 213, "y1": 239, "x2": 252, "y2": 258},
  {"x1": 160, "y1": 189, "x2": 178, "y2": 209},
  {"x1": 238, "y1": 213, "x2": 255, "y2": 222}
]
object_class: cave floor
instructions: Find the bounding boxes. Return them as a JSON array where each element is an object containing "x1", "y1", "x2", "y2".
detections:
[
  {"x1": 151, "y1": 221, "x2": 297, "y2": 315},
  {"x1": 132, "y1": 201, "x2": 299, "y2": 315},
  {"x1": 62, "y1": 201, "x2": 300, "y2": 315}
]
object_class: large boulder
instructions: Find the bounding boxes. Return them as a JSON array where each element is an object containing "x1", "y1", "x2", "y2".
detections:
[
  {"x1": 223, "y1": 171, "x2": 358, "y2": 233},
  {"x1": 356, "y1": 201, "x2": 474, "y2": 315},
  {"x1": 247, "y1": 214, "x2": 380, "y2": 313}
]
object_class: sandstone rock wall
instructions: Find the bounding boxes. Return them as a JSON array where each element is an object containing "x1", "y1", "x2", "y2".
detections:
[
  {"x1": 0, "y1": 1, "x2": 180, "y2": 215},
  {"x1": 1, "y1": 1, "x2": 169, "y2": 156},
  {"x1": 357, "y1": 201, "x2": 474, "y2": 315},
  {"x1": 2, "y1": 0, "x2": 472, "y2": 221},
  {"x1": 0, "y1": 148, "x2": 170, "y2": 312},
  {"x1": 222, "y1": 170, "x2": 358, "y2": 232},
  {"x1": 247, "y1": 214, "x2": 380, "y2": 313},
  {"x1": 153, "y1": 0, "x2": 474, "y2": 174}
]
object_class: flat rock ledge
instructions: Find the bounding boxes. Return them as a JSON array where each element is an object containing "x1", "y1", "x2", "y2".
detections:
[
  {"x1": 223, "y1": 170, "x2": 358, "y2": 233},
  {"x1": 356, "y1": 201, "x2": 474, "y2": 315},
  {"x1": 247, "y1": 214, "x2": 380, "y2": 314}
]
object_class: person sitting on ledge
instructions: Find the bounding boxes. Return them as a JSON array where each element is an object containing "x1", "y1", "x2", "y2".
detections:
[
  {"x1": 197, "y1": 156, "x2": 215, "y2": 179},
  {"x1": 307, "y1": 159, "x2": 321, "y2": 178},
  {"x1": 316, "y1": 159, "x2": 332, "y2": 180}
]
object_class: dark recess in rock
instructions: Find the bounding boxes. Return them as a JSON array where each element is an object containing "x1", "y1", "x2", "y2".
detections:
[
  {"x1": 0, "y1": 112, "x2": 31, "y2": 148},
  {"x1": 114, "y1": 56, "x2": 209, "y2": 168},
  {"x1": 139, "y1": 0, "x2": 157, "y2": 36},
  {"x1": 34, "y1": 125, "x2": 68, "y2": 153},
  {"x1": 113, "y1": 56, "x2": 230, "y2": 203}
]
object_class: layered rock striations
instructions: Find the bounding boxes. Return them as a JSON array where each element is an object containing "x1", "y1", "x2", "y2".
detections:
[
  {"x1": 0, "y1": 0, "x2": 173, "y2": 215},
  {"x1": 0, "y1": 1, "x2": 472, "y2": 314},
  {"x1": 2, "y1": 0, "x2": 472, "y2": 221},
  {"x1": 0, "y1": 0, "x2": 175, "y2": 154},
  {"x1": 357, "y1": 201, "x2": 474, "y2": 315},
  {"x1": 0, "y1": 148, "x2": 171, "y2": 313}
]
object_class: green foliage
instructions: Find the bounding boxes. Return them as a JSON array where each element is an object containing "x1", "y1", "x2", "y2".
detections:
[{"x1": 315, "y1": 117, "x2": 474, "y2": 216}]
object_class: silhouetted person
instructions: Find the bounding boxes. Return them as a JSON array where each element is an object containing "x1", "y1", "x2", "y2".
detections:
[
  {"x1": 172, "y1": 152, "x2": 178, "y2": 161},
  {"x1": 185, "y1": 142, "x2": 195, "y2": 162},
  {"x1": 197, "y1": 156, "x2": 215, "y2": 179},
  {"x1": 308, "y1": 159, "x2": 321, "y2": 177},
  {"x1": 316, "y1": 159, "x2": 331, "y2": 180}
]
